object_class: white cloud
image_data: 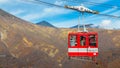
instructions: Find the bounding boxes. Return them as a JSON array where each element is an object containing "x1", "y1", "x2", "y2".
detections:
[
  {"x1": 99, "y1": 20, "x2": 112, "y2": 29},
  {"x1": 83, "y1": 0, "x2": 116, "y2": 22},
  {"x1": 112, "y1": 20, "x2": 120, "y2": 29},
  {"x1": 91, "y1": 0, "x2": 109, "y2": 4},
  {"x1": 54, "y1": 0, "x2": 65, "y2": 5},
  {"x1": 43, "y1": 7, "x2": 70, "y2": 15},
  {"x1": 22, "y1": 13, "x2": 40, "y2": 21},
  {"x1": 22, "y1": 6, "x2": 71, "y2": 21},
  {"x1": 41, "y1": 1, "x2": 69, "y2": 17},
  {"x1": 82, "y1": 0, "x2": 109, "y2": 7},
  {"x1": 85, "y1": 8, "x2": 118, "y2": 24},
  {"x1": 0, "y1": 0, "x2": 9, "y2": 3},
  {"x1": 54, "y1": 18, "x2": 78, "y2": 28},
  {"x1": 100, "y1": 20, "x2": 111, "y2": 26},
  {"x1": 21, "y1": 0, "x2": 71, "y2": 21},
  {"x1": 101, "y1": 8, "x2": 116, "y2": 14},
  {"x1": 87, "y1": 8, "x2": 116, "y2": 19},
  {"x1": 111, "y1": 10, "x2": 120, "y2": 16},
  {"x1": 10, "y1": 10, "x2": 25, "y2": 15}
]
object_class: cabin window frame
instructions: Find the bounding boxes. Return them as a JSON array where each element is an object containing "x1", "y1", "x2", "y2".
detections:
[
  {"x1": 70, "y1": 35, "x2": 77, "y2": 47},
  {"x1": 80, "y1": 36, "x2": 86, "y2": 46},
  {"x1": 89, "y1": 35, "x2": 97, "y2": 47}
]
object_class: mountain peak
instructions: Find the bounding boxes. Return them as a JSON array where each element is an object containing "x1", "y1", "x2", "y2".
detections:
[{"x1": 36, "y1": 21, "x2": 56, "y2": 28}]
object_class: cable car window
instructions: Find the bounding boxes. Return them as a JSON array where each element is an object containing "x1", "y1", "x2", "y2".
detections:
[
  {"x1": 89, "y1": 35, "x2": 96, "y2": 46},
  {"x1": 70, "y1": 35, "x2": 77, "y2": 46},
  {"x1": 80, "y1": 36, "x2": 86, "y2": 46}
]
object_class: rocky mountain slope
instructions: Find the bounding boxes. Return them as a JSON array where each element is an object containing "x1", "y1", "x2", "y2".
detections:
[{"x1": 0, "y1": 9, "x2": 120, "y2": 68}]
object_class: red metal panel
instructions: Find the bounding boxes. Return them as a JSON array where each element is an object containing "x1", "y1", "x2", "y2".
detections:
[
  {"x1": 68, "y1": 52, "x2": 78, "y2": 56},
  {"x1": 68, "y1": 52, "x2": 98, "y2": 57},
  {"x1": 68, "y1": 52, "x2": 88, "y2": 57},
  {"x1": 88, "y1": 52, "x2": 98, "y2": 57},
  {"x1": 68, "y1": 33, "x2": 79, "y2": 56}
]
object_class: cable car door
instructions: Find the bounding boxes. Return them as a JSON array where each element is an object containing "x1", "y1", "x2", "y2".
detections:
[{"x1": 68, "y1": 34, "x2": 79, "y2": 57}]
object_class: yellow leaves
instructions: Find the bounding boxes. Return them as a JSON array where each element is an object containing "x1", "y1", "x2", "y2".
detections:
[
  {"x1": 59, "y1": 29, "x2": 69, "y2": 39},
  {"x1": 57, "y1": 56, "x2": 63, "y2": 63},
  {"x1": 112, "y1": 36, "x2": 120, "y2": 47},
  {"x1": 23, "y1": 37, "x2": 33, "y2": 47},
  {"x1": 38, "y1": 27, "x2": 54, "y2": 38},
  {"x1": 11, "y1": 52, "x2": 18, "y2": 58},
  {"x1": 41, "y1": 48, "x2": 48, "y2": 52},
  {"x1": 56, "y1": 53, "x2": 66, "y2": 64},
  {"x1": 15, "y1": 45, "x2": 18, "y2": 49},
  {"x1": 48, "y1": 49, "x2": 59, "y2": 57},
  {"x1": 28, "y1": 29, "x2": 35, "y2": 33},
  {"x1": 59, "y1": 63, "x2": 62, "y2": 67},
  {"x1": 113, "y1": 36, "x2": 117, "y2": 41},
  {"x1": 115, "y1": 43, "x2": 120, "y2": 47},
  {"x1": 107, "y1": 30, "x2": 113, "y2": 34},
  {"x1": 10, "y1": 48, "x2": 32, "y2": 58},
  {"x1": 41, "y1": 44, "x2": 59, "y2": 58},
  {"x1": 0, "y1": 30, "x2": 7, "y2": 40},
  {"x1": 12, "y1": 24, "x2": 17, "y2": 28},
  {"x1": 33, "y1": 24, "x2": 41, "y2": 29},
  {"x1": 44, "y1": 27, "x2": 55, "y2": 34},
  {"x1": 112, "y1": 36, "x2": 120, "y2": 41}
]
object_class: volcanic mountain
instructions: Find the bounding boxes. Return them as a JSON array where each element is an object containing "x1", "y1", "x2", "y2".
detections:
[
  {"x1": 36, "y1": 21, "x2": 56, "y2": 28},
  {"x1": 0, "y1": 9, "x2": 120, "y2": 68}
]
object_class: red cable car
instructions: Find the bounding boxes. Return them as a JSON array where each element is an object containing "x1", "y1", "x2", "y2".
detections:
[
  {"x1": 66, "y1": 5, "x2": 99, "y2": 63},
  {"x1": 68, "y1": 32, "x2": 98, "y2": 61},
  {"x1": 68, "y1": 32, "x2": 98, "y2": 64}
]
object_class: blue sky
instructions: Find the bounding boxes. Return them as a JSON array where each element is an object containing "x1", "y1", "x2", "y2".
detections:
[{"x1": 0, "y1": 0, "x2": 120, "y2": 29}]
